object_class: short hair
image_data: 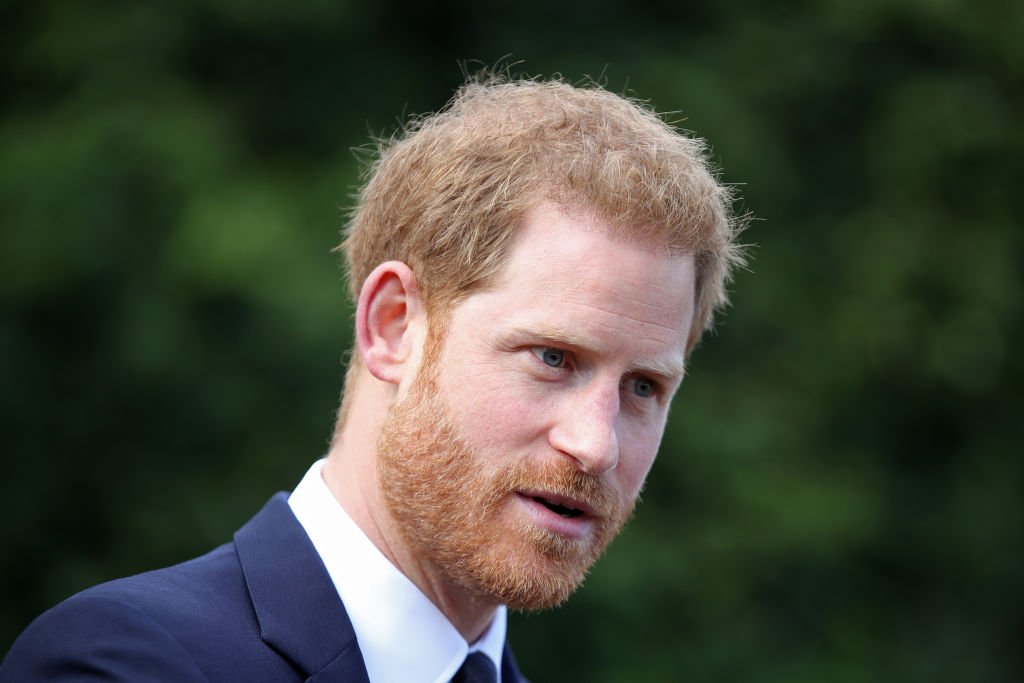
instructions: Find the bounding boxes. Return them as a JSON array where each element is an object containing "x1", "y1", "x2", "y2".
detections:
[
  {"x1": 343, "y1": 75, "x2": 744, "y2": 352},
  {"x1": 334, "y1": 76, "x2": 745, "y2": 430}
]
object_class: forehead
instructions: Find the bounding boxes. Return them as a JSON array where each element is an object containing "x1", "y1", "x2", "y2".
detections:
[{"x1": 451, "y1": 204, "x2": 695, "y2": 366}]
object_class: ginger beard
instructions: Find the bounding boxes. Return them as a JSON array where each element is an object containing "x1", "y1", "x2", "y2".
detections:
[{"x1": 376, "y1": 332, "x2": 634, "y2": 611}]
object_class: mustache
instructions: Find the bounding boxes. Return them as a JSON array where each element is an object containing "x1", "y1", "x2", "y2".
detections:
[{"x1": 492, "y1": 457, "x2": 621, "y2": 520}]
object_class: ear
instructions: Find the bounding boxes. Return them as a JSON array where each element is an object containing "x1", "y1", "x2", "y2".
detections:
[{"x1": 355, "y1": 261, "x2": 425, "y2": 385}]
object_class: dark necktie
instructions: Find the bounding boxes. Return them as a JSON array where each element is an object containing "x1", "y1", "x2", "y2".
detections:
[{"x1": 451, "y1": 651, "x2": 497, "y2": 683}]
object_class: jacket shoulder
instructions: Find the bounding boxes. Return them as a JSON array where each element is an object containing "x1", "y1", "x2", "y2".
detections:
[
  {"x1": 1, "y1": 590, "x2": 211, "y2": 682},
  {"x1": 2, "y1": 541, "x2": 297, "y2": 682}
]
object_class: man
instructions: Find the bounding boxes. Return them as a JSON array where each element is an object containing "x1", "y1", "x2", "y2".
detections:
[{"x1": 1, "y1": 76, "x2": 743, "y2": 682}]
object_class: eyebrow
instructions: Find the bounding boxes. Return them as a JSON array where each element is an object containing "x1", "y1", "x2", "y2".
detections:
[
  {"x1": 632, "y1": 356, "x2": 688, "y2": 385},
  {"x1": 509, "y1": 325, "x2": 687, "y2": 384}
]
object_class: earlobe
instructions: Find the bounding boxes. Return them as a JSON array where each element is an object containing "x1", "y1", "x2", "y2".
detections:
[{"x1": 355, "y1": 261, "x2": 424, "y2": 385}]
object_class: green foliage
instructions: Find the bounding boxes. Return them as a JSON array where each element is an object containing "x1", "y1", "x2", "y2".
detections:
[{"x1": 2, "y1": 1, "x2": 1021, "y2": 680}]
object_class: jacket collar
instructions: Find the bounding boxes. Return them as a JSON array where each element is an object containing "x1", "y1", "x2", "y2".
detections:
[
  {"x1": 501, "y1": 645, "x2": 527, "y2": 682},
  {"x1": 234, "y1": 493, "x2": 369, "y2": 682},
  {"x1": 234, "y1": 492, "x2": 528, "y2": 683}
]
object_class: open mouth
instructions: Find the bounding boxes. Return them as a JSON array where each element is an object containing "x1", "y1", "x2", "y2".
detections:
[{"x1": 532, "y1": 496, "x2": 585, "y2": 519}]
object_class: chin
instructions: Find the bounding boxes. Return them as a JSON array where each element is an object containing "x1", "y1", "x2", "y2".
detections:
[{"x1": 455, "y1": 522, "x2": 604, "y2": 612}]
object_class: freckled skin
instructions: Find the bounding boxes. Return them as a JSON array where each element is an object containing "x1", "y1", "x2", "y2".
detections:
[{"x1": 377, "y1": 204, "x2": 696, "y2": 627}]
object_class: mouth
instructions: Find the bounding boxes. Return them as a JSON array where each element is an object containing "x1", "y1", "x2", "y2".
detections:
[
  {"x1": 535, "y1": 497, "x2": 583, "y2": 518},
  {"x1": 518, "y1": 490, "x2": 595, "y2": 519},
  {"x1": 512, "y1": 489, "x2": 601, "y2": 540}
]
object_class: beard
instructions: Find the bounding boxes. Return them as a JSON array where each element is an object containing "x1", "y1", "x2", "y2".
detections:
[{"x1": 376, "y1": 341, "x2": 634, "y2": 611}]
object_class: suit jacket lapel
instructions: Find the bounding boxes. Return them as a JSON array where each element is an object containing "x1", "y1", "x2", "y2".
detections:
[
  {"x1": 501, "y1": 643, "x2": 529, "y2": 683},
  {"x1": 234, "y1": 493, "x2": 369, "y2": 682}
]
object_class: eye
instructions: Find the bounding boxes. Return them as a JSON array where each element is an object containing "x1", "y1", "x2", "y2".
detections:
[
  {"x1": 631, "y1": 377, "x2": 657, "y2": 398},
  {"x1": 533, "y1": 347, "x2": 567, "y2": 368}
]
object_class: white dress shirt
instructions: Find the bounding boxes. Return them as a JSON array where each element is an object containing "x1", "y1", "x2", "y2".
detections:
[{"x1": 288, "y1": 459, "x2": 507, "y2": 683}]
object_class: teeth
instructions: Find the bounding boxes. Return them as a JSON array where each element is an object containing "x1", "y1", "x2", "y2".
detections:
[{"x1": 534, "y1": 497, "x2": 582, "y2": 518}]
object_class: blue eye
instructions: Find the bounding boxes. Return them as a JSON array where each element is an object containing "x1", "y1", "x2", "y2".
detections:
[
  {"x1": 633, "y1": 378, "x2": 656, "y2": 398},
  {"x1": 538, "y1": 347, "x2": 565, "y2": 368}
]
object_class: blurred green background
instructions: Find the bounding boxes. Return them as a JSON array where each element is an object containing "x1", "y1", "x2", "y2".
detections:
[{"x1": 2, "y1": 1, "x2": 1022, "y2": 680}]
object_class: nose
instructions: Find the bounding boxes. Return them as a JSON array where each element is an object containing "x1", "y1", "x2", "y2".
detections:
[{"x1": 548, "y1": 383, "x2": 620, "y2": 475}]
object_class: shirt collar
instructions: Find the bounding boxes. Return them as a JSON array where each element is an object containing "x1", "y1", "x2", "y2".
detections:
[{"x1": 288, "y1": 459, "x2": 507, "y2": 683}]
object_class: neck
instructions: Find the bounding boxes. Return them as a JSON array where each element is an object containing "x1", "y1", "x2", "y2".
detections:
[{"x1": 322, "y1": 374, "x2": 499, "y2": 642}]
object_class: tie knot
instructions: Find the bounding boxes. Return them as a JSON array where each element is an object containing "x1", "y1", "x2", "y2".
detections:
[{"x1": 452, "y1": 651, "x2": 497, "y2": 683}]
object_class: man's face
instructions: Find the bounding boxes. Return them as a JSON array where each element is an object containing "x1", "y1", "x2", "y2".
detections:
[{"x1": 377, "y1": 204, "x2": 695, "y2": 610}]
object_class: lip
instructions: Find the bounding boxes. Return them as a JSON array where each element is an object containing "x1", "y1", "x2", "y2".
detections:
[
  {"x1": 516, "y1": 488, "x2": 599, "y2": 517},
  {"x1": 513, "y1": 490, "x2": 597, "y2": 539}
]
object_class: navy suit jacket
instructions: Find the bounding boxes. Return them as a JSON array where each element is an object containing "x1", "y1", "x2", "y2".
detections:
[{"x1": 1, "y1": 494, "x2": 526, "y2": 682}]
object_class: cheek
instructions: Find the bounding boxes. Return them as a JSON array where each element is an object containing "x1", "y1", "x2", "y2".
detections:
[
  {"x1": 620, "y1": 453, "x2": 656, "y2": 500},
  {"x1": 440, "y1": 365, "x2": 547, "y2": 452},
  {"x1": 616, "y1": 427, "x2": 664, "y2": 500}
]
